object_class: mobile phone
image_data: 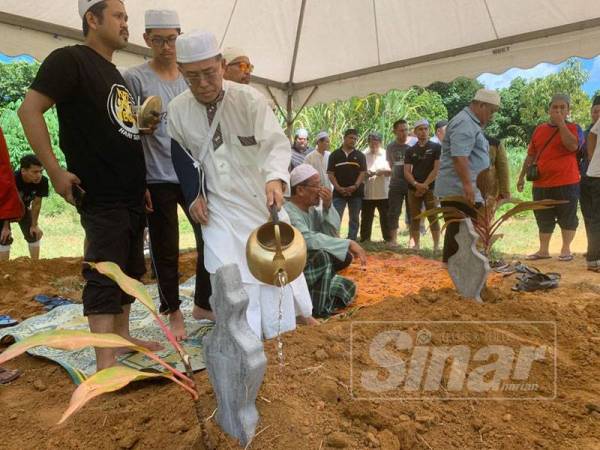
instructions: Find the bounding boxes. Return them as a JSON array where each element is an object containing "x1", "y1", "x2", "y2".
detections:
[{"x1": 72, "y1": 184, "x2": 86, "y2": 208}]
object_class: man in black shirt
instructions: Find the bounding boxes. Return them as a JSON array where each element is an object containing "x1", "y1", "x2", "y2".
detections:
[
  {"x1": 0, "y1": 154, "x2": 48, "y2": 261},
  {"x1": 404, "y1": 119, "x2": 441, "y2": 252},
  {"x1": 18, "y1": 0, "x2": 160, "y2": 371},
  {"x1": 327, "y1": 129, "x2": 367, "y2": 240}
]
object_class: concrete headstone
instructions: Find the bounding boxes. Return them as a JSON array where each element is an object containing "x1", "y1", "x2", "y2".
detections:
[
  {"x1": 203, "y1": 264, "x2": 267, "y2": 447},
  {"x1": 447, "y1": 219, "x2": 490, "y2": 303}
]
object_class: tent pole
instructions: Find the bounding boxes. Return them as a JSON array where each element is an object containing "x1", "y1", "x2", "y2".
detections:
[{"x1": 285, "y1": 89, "x2": 293, "y2": 140}]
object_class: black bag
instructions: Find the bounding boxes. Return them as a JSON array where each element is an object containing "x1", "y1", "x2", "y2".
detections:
[{"x1": 526, "y1": 129, "x2": 559, "y2": 182}]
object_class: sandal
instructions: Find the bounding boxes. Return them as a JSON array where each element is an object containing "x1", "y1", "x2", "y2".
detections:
[
  {"x1": 512, "y1": 272, "x2": 561, "y2": 292},
  {"x1": 558, "y1": 254, "x2": 573, "y2": 262},
  {"x1": 0, "y1": 315, "x2": 18, "y2": 329},
  {"x1": 0, "y1": 367, "x2": 21, "y2": 384},
  {"x1": 525, "y1": 254, "x2": 551, "y2": 261}
]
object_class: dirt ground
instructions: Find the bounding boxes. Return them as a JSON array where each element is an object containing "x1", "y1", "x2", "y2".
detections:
[{"x1": 0, "y1": 252, "x2": 599, "y2": 449}]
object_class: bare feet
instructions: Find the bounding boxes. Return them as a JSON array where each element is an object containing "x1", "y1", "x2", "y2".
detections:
[
  {"x1": 192, "y1": 305, "x2": 216, "y2": 321},
  {"x1": 297, "y1": 315, "x2": 319, "y2": 326},
  {"x1": 168, "y1": 309, "x2": 188, "y2": 341},
  {"x1": 123, "y1": 335, "x2": 164, "y2": 352}
]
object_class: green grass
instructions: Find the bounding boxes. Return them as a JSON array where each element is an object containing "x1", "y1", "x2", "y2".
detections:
[{"x1": 7, "y1": 191, "x2": 587, "y2": 260}]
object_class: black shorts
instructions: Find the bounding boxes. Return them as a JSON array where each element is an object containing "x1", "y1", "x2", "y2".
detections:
[
  {"x1": 0, "y1": 209, "x2": 39, "y2": 245},
  {"x1": 532, "y1": 183, "x2": 579, "y2": 234},
  {"x1": 80, "y1": 204, "x2": 146, "y2": 316}
]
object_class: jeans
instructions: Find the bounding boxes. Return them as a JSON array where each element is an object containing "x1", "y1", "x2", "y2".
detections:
[
  {"x1": 333, "y1": 195, "x2": 362, "y2": 240},
  {"x1": 580, "y1": 176, "x2": 600, "y2": 262},
  {"x1": 360, "y1": 199, "x2": 390, "y2": 241}
]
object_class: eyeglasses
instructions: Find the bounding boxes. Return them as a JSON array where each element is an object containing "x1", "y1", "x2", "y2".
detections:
[
  {"x1": 301, "y1": 183, "x2": 321, "y2": 190},
  {"x1": 150, "y1": 36, "x2": 178, "y2": 47},
  {"x1": 183, "y1": 69, "x2": 220, "y2": 85},
  {"x1": 228, "y1": 61, "x2": 254, "y2": 74}
]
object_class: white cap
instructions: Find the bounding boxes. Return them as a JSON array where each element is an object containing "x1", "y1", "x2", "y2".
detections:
[
  {"x1": 295, "y1": 128, "x2": 308, "y2": 138},
  {"x1": 290, "y1": 164, "x2": 319, "y2": 187},
  {"x1": 413, "y1": 119, "x2": 429, "y2": 129},
  {"x1": 79, "y1": 0, "x2": 109, "y2": 19},
  {"x1": 176, "y1": 30, "x2": 221, "y2": 64},
  {"x1": 145, "y1": 10, "x2": 180, "y2": 29},
  {"x1": 222, "y1": 47, "x2": 248, "y2": 63},
  {"x1": 315, "y1": 131, "x2": 329, "y2": 141},
  {"x1": 473, "y1": 89, "x2": 501, "y2": 107}
]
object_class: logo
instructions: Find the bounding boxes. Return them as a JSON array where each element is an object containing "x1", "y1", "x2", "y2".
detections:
[
  {"x1": 107, "y1": 84, "x2": 140, "y2": 141},
  {"x1": 350, "y1": 321, "x2": 557, "y2": 400}
]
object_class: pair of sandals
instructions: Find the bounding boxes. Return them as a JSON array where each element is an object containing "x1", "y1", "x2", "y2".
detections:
[
  {"x1": 525, "y1": 253, "x2": 574, "y2": 262},
  {"x1": 511, "y1": 264, "x2": 561, "y2": 292}
]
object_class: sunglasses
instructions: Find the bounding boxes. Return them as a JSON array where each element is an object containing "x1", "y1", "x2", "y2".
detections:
[{"x1": 228, "y1": 61, "x2": 254, "y2": 74}]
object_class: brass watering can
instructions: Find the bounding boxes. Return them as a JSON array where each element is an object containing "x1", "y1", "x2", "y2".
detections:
[{"x1": 246, "y1": 205, "x2": 307, "y2": 286}]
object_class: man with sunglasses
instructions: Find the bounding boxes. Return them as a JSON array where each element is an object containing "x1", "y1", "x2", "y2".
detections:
[
  {"x1": 124, "y1": 10, "x2": 211, "y2": 341},
  {"x1": 223, "y1": 47, "x2": 253, "y2": 85},
  {"x1": 168, "y1": 30, "x2": 314, "y2": 339}
]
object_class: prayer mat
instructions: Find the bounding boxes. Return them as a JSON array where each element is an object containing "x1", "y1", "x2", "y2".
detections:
[{"x1": 0, "y1": 277, "x2": 213, "y2": 384}]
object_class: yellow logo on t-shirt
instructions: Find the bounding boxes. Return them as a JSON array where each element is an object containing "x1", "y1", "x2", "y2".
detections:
[{"x1": 107, "y1": 84, "x2": 140, "y2": 141}]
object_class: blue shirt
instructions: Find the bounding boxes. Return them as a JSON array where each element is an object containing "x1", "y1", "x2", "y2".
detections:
[{"x1": 434, "y1": 106, "x2": 489, "y2": 202}]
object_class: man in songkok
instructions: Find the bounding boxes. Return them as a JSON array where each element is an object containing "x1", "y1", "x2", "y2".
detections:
[
  {"x1": 168, "y1": 30, "x2": 315, "y2": 338},
  {"x1": 124, "y1": 9, "x2": 211, "y2": 340},
  {"x1": 285, "y1": 164, "x2": 366, "y2": 318}
]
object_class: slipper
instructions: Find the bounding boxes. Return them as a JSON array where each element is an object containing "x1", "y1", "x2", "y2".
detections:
[
  {"x1": 0, "y1": 367, "x2": 21, "y2": 384},
  {"x1": 525, "y1": 254, "x2": 551, "y2": 261},
  {"x1": 33, "y1": 295, "x2": 74, "y2": 311},
  {"x1": 0, "y1": 315, "x2": 18, "y2": 329},
  {"x1": 512, "y1": 272, "x2": 561, "y2": 292},
  {"x1": 558, "y1": 254, "x2": 573, "y2": 262}
]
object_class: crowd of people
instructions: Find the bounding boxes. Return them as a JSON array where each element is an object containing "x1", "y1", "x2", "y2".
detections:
[{"x1": 1, "y1": 0, "x2": 599, "y2": 373}]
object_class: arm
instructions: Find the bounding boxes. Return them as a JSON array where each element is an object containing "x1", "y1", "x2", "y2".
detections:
[
  {"x1": 495, "y1": 142, "x2": 510, "y2": 197},
  {"x1": 290, "y1": 206, "x2": 350, "y2": 260},
  {"x1": 556, "y1": 121, "x2": 578, "y2": 152},
  {"x1": 423, "y1": 160, "x2": 440, "y2": 189},
  {"x1": 403, "y1": 163, "x2": 415, "y2": 186},
  {"x1": 253, "y1": 94, "x2": 290, "y2": 210},
  {"x1": 589, "y1": 131, "x2": 598, "y2": 162},
  {"x1": 18, "y1": 90, "x2": 80, "y2": 205},
  {"x1": 29, "y1": 196, "x2": 43, "y2": 240}
]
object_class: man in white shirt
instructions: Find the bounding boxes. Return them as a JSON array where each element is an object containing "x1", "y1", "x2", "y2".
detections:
[
  {"x1": 304, "y1": 131, "x2": 332, "y2": 190},
  {"x1": 167, "y1": 31, "x2": 313, "y2": 338},
  {"x1": 360, "y1": 132, "x2": 391, "y2": 242},
  {"x1": 581, "y1": 98, "x2": 600, "y2": 272}
]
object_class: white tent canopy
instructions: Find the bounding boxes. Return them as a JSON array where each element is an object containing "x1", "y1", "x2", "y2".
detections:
[{"x1": 2, "y1": 0, "x2": 600, "y2": 128}]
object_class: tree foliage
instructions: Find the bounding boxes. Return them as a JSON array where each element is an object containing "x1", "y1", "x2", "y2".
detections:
[
  {"x1": 0, "y1": 62, "x2": 40, "y2": 110},
  {"x1": 428, "y1": 77, "x2": 484, "y2": 119}
]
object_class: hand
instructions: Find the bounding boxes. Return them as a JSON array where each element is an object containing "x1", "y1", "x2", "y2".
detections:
[
  {"x1": 29, "y1": 225, "x2": 43, "y2": 241},
  {"x1": 319, "y1": 187, "x2": 332, "y2": 209},
  {"x1": 48, "y1": 168, "x2": 81, "y2": 206},
  {"x1": 463, "y1": 183, "x2": 475, "y2": 205},
  {"x1": 550, "y1": 109, "x2": 567, "y2": 127},
  {"x1": 266, "y1": 180, "x2": 284, "y2": 210},
  {"x1": 0, "y1": 225, "x2": 11, "y2": 245},
  {"x1": 516, "y1": 177, "x2": 525, "y2": 193},
  {"x1": 189, "y1": 196, "x2": 209, "y2": 225},
  {"x1": 349, "y1": 240, "x2": 367, "y2": 267},
  {"x1": 415, "y1": 183, "x2": 428, "y2": 196},
  {"x1": 144, "y1": 189, "x2": 154, "y2": 213}
]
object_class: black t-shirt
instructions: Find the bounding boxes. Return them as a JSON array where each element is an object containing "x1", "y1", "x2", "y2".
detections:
[
  {"x1": 405, "y1": 141, "x2": 441, "y2": 190},
  {"x1": 15, "y1": 171, "x2": 49, "y2": 208},
  {"x1": 386, "y1": 141, "x2": 412, "y2": 189},
  {"x1": 327, "y1": 148, "x2": 367, "y2": 198},
  {"x1": 30, "y1": 45, "x2": 145, "y2": 207}
]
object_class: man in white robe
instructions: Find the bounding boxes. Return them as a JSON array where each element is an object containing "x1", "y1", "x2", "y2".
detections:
[{"x1": 167, "y1": 30, "x2": 315, "y2": 339}]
